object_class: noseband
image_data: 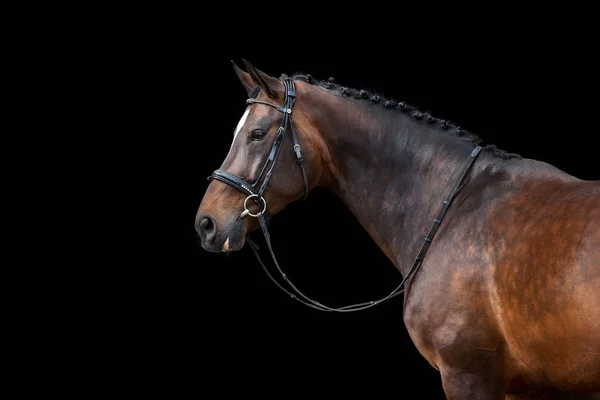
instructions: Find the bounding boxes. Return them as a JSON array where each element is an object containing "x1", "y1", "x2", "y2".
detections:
[{"x1": 208, "y1": 75, "x2": 483, "y2": 312}]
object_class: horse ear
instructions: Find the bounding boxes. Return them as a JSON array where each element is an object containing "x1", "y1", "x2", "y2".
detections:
[
  {"x1": 242, "y1": 59, "x2": 281, "y2": 99},
  {"x1": 231, "y1": 60, "x2": 255, "y2": 95}
]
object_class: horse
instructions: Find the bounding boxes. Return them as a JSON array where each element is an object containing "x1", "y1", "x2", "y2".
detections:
[{"x1": 195, "y1": 59, "x2": 600, "y2": 399}]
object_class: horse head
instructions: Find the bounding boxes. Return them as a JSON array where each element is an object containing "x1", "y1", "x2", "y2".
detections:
[{"x1": 195, "y1": 60, "x2": 328, "y2": 253}]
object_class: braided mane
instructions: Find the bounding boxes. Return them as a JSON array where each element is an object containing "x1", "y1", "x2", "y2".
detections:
[{"x1": 292, "y1": 73, "x2": 521, "y2": 159}]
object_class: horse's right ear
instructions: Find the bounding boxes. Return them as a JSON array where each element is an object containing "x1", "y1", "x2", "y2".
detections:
[{"x1": 231, "y1": 60, "x2": 255, "y2": 95}]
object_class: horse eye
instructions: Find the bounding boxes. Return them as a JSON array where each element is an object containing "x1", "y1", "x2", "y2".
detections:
[{"x1": 250, "y1": 130, "x2": 267, "y2": 141}]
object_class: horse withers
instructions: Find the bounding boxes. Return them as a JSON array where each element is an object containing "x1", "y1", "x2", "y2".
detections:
[{"x1": 195, "y1": 60, "x2": 600, "y2": 399}]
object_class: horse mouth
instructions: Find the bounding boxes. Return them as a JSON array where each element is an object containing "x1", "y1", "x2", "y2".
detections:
[
  {"x1": 199, "y1": 233, "x2": 243, "y2": 253},
  {"x1": 200, "y1": 222, "x2": 247, "y2": 254}
]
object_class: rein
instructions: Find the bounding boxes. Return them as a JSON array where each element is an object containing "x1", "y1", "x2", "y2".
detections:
[{"x1": 209, "y1": 75, "x2": 482, "y2": 312}]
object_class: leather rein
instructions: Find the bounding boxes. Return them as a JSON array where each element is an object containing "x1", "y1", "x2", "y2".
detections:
[{"x1": 208, "y1": 75, "x2": 482, "y2": 312}]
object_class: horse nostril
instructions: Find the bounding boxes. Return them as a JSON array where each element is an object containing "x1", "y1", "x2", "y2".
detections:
[{"x1": 198, "y1": 216, "x2": 216, "y2": 240}]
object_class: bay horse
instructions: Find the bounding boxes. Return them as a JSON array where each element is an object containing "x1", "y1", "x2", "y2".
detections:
[{"x1": 195, "y1": 60, "x2": 600, "y2": 399}]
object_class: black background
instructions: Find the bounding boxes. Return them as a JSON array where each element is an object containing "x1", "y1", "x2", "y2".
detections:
[{"x1": 107, "y1": 17, "x2": 599, "y2": 398}]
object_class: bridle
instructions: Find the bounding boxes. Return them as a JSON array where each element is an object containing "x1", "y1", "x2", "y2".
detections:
[
  {"x1": 208, "y1": 75, "x2": 308, "y2": 226},
  {"x1": 208, "y1": 74, "x2": 483, "y2": 312}
]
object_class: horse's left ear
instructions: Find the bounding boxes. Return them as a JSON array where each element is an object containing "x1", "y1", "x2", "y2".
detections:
[
  {"x1": 242, "y1": 59, "x2": 282, "y2": 99},
  {"x1": 232, "y1": 60, "x2": 255, "y2": 95}
]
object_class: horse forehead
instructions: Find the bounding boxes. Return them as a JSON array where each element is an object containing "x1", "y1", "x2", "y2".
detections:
[
  {"x1": 244, "y1": 100, "x2": 281, "y2": 124},
  {"x1": 232, "y1": 103, "x2": 269, "y2": 137},
  {"x1": 227, "y1": 103, "x2": 279, "y2": 155}
]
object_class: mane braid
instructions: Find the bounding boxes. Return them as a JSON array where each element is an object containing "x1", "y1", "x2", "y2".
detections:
[{"x1": 291, "y1": 72, "x2": 521, "y2": 160}]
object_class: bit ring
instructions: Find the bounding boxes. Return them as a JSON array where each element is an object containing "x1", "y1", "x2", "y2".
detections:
[{"x1": 242, "y1": 194, "x2": 267, "y2": 218}]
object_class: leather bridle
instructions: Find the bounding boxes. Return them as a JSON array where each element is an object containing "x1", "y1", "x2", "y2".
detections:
[
  {"x1": 208, "y1": 74, "x2": 483, "y2": 312},
  {"x1": 209, "y1": 75, "x2": 308, "y2": 226}
]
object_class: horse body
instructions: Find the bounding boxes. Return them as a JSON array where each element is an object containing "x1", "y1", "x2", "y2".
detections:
[
  {"x1": 196, "y1": 61, "x2": 600, "y2": 399},
  {"x1": 490, "y1": 177, "x2": 600, "y2": 391},
  {"x1": 401, "y1": 163, "x2": 600, "y2": 396},
  {"x1": 299, "y1": 81, "x2": 600, "y2": 396}
]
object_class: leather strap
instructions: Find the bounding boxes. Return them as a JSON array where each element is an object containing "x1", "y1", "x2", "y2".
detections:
[{"x1": 209, "y1": 169, "x2": 259, "y2": 197}]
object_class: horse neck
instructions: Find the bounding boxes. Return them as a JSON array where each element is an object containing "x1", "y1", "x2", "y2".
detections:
[{"x1": 302, "y1": 85, "x2": 477, "y2": 276}]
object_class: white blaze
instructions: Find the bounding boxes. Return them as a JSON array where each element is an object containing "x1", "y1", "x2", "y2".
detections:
[{"x1": 232, "y1": 107, "x2": 250, "y2": 145}]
